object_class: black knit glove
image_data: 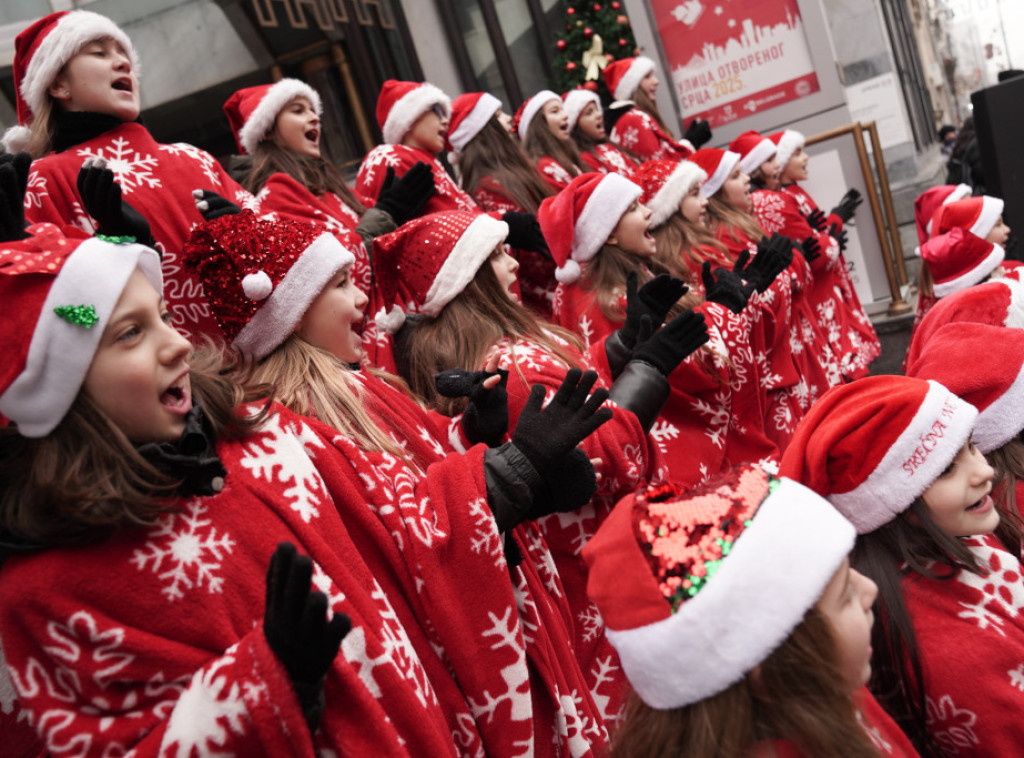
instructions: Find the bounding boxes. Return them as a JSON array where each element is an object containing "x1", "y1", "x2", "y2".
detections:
[
  {"x1": 828, "y1": 222, "x2": 848, "y2": 252},
  {"x1": 511, "y1": 368, "x2": 612, "y2": 478},
  {"x1": 683, "y1": 117, "x2": 713, "y2": 149},
  {"x1": 732, "y1": 232, "x2": 794, "y2": 293},
  {"x1": 374, "y1": 162, "x2": 435, "y2": 226},
  {"x1": 264, "y1": 542, "x2": 350, "y2": 735},
  {"x1": 77, "y1": 158, "x2": 155, "y2": 248},
  {"x1": 830, "y1": 188, "x2": 862, "y2": 223},
  {"x1": 799, "y1": 236, "x2": 821, "y2": 263},
  {"x1": 806, "y1": 208, "x2": 827, "y2": 232},
  {"x1": 616, "y1": 270, "x2": 689, "y2": 350},
  {"x1": 526, "y1": 447, "x2": 597, "y2": 519},
  {"x1": 702, "y1": 260, "x2": 756, "y2": 313},
  {"x1": 0, "y1": 152, "x2": 29, "y2": 241},
  {"x1": 630, "y1": 310, "x2": 709, "y2": 376},
  {"x1": 503, "y1": 211, "x2": 550, "y2": 258},
  {"x1": 192, "y1": 189, "x2": 242, "y2": 221},
  {"x1": 435, "y1": 367, "x2": 509, "y2": 447}
]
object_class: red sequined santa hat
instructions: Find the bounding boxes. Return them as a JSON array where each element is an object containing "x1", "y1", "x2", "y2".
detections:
[
  {"x1": 182, "y1": 210, "x2": 354, "y2": 359},
  {"x1": 914, "y1": 183, "x2": 971, "y2": 245},
  {"x1": 3, "y1": 10, "x2": 139, "y2": 152},
  {"x1": 904, "y1": 278, "x2": 1024, "y2": 376},
  {"x1": 730, "y1": 130, "x2": 776, "y2": 176},
  {"x1": 583, "y1": 464, "x2": 854, "y2": 710},
  {"x1": 375, "y1": 79, "x2": 451, "y2": 145},
  {"x1": 513, "y1": 90, "x2": 560, "y2": 141},
  {"x1": 537, "y1": 172, "x2": 642, "y2": 285},
  {"x1": 932, "y1": 195, "x2": 1004, "y2": 240},
  {"x1": 0, "y1": 224, "x2": 161, "y2": 437},
  {"x1": 372, "y1": 210, "x2": 509, "y2": 334},
  {"x1": 638, "y1": 159, "x2": 708, "y2": 229},
  {"x1": 907, "y1": 322, "x2": 1024, "y2": 454},
  {"x1": 920, "y1": 227, "x2": 1003, "y2": 298},
  {"x1": 562, "y1": 88, "x2": 601, "y2": 132},
  {"x1": 223, "y1": 78, "x2": 322, "y2": 155},
  {"x1": 779, "y1": 375, "x2": 977, "y2": 534},
  {"x1": 688, "y1": 148, "x2": 741, "y2": 198},
  {"x1": 602, "y1": 56, "x2": 656, "y2": 102},
  {"x1": 446, "y1": 92, "x2": 502, "y2": 153},
  {"x1": 768, "y1": 129, "x2": 804, "y2": 171}
]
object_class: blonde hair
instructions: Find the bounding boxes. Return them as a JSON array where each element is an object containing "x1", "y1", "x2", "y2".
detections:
[
  {"x1": 24, "y1": 97, "x2": 58, "y2": 158},
  {"x1": 706, "y1": 194, "x2": 765, "y2": 248},
  {"x1": 651, "y1": 213, "x2": 730, "y2": 282}
]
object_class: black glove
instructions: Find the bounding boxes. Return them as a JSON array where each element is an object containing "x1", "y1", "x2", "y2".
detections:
[
  {"x1": 193, "y1": 189, "x2": 242, "y2": 221},
  {"x1": 435, "y1": 367, "x2": 509, "y2": 448},
  {"x1": 806, "y1": 208, "x2": 827, "y2": 232},
  {"x1": 374, "y1": 162, "x2": 435, "y2": 226},
  {"x1": 526, "y1": 447, "x2": 597, "y2": 519},
  {"x1": 77, "y1": 158, "x2": 155, "y2": 247},
  {"x1": 264, "y1": 542, "x2": 351, "y2": 734},
  {"x1": 830, "y1": 188, "x2": 862, "y2": 223},
  {"x1": 702, "y1": 260, "x2": 756, "y2": 313},
  {"x1": 630, "y1": 310, "x2": 709, "y2": 376},
  {"x1": 0, "y1": 152, "x2": 30, "y2": 241},
  {"x1": 828, "y1": 222, "x2": 848, "y2": 252},
  {"x1": 799, "y1": 236, "x2": 821, "y2": 263},
  {"x1": 616, "y1": 270, "x2": 688, "y2": 350},
  {"x1": 683, "y1": 118, "x2": 713, "y2": 149},
  {"x1": 502, "y1": 211, "x2": 550, "y2": 258},
  {"x1": 733, "y1": 232, "x2": 794, "y2": 293},
  {"x1": 511, "y1": 368, "x2": 612, "y2": 478}
]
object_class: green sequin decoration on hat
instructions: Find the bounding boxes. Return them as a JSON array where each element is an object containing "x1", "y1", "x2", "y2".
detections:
[
  {"x1": 54, "y1": 304, "x2": 99, "y2": 328},
  {"x1": 95, "y1": 234, "x2": 137, "y2": 244}
]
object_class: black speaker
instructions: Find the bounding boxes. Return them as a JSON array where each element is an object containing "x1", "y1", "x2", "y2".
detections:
[{"x1": 972, "y1": 75, "x2": 1024, "y2": 254}]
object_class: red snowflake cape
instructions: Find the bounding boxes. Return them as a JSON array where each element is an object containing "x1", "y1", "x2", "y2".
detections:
[
  {"x1": 752, "y1": 687, "x2": 920, "y2": 757},
  {"x1": 356, "y1": 144, "x2": 478, "y2": 215},
  {"x1": 256, "y1": 172, "x2": 372, "y2": 295},
  {"x1": 608, "y1": 109, "x2": 693, "y2": 163},
  {"x1": 895, "y1": 533, "x2": 1024, "y2": 756},
  {"x1": 488, "y1": 333, "x2": 664, "y2": 723},
  {"x1": 535, "y1": 156, "x2": 577, "y2": 192},
  {"x1": 580, "y1": 143, "x2": 640, "y2": 183},
  {"x1": 24, "y1": 123, "x2": 254, "y2": 342}
]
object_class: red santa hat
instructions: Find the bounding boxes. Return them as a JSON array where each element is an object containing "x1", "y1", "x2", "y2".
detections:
[
  {"x1": 638, "y1": 159, "x2": 708, "y2": 229},
  {"x1": 932, "y1": 195, "x2": 1004, "y2": 240},
  {"x1": 537, "y1": 172, "x2": 642, "y2": 285},
  {"x1": 182, "y1": 210, "x2": 354, "y2": 359},
  {"x1": 375, "y1": 80, "x2": 451, "y2": 145},
  {"x1": 0, "y1": 223, "x2": 161, "y2": 437},
  {"x1": 513, "y1": 90, "x2": 560, "y2": 141},
  {"x1": 372, "y1": 210, "x2": 509, "y2": 334},
  {"x1": 920, "y1": 227, "x2": 1004, "y2": 298},
  {"x1": 583, "y1": 464, "x2": 855, "y2": 710},
  {"x1": 222, "y1": 79, "x2": 322, "y2": 155},
  {"x1": 779, "y1": 375, "x2": 977, "y2": 534},
  {"x1": 730, "y1": 130, "x2": 777, "y2": 176},
  {"x1": 688, "y1": 148, "x2": 741, "y2": 198},
  {"x1": 602, "y1": 56, "x2": 656, "y2": 102},
  {"x1": 906, "y1": 322, "x2": 1024, "y2": 454},
  {"x1": 904, "y1": 278, "x2": 1024, "y2": 380},
  {"x1": 914, "y1": 183, "x2": 971, "y2": 245},
  {"x1": 768, "y1": 129, "x2": 805, "y2": 171},
  {"x1": 3, "y1": 10, "x2": 140, "y2": 152},
  {"x1": 446, "y1": 92, "x2": 502, "y2": 153},
  {"x1": 562, "y1": 88, "x2": 601, "y2": 132}
]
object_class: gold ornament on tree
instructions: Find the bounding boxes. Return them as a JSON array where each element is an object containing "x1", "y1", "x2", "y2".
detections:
[{"x1": 581, "y1": 34, "x2": 608, "y2": 81}]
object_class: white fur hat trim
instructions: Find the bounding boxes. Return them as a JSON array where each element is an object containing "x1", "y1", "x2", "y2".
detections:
[
  {"x1": 701, "y1": 150, "x2": 740, "y2": 198},
  {"x1": 518, "y1": 90, "x2": 559, "y2": 140},
  {"x1": 774, "y1": 130, "x2": 805, "y2": 170},
  {"x1": 572, "y1": 173, "x2": 642, "y2": 267},
  {"x1": 932, "y1": 242, "x2": 1004, "y2": 298},
  {"x1": 421, "y1": 214, "x2": 509, "y2": 316},
  {"x1": 738, "y1": 137, "x2": 777, "y2": 176},
  {"x1": 382, "y1": 83, "x2": 451, "y2": 145},
  {"x1": 970, "y1": 196, "x2": 1004, "y2": 240},
  {"x1": 238, "y1": 79, "x2": 322, "y2": 155},
  {"x1": 926, "y1": 184, "x2": 972, "y2": 235},
  {"x1": 649, "y1": 162, "x2": 708, "y2": 229},
  {"x1": 449, "y1": 92, "x2": 501, "y2": 153},
  {"x1": 612, "y1": 56, "x2": 655, "y2": 102},
  {"x1": 563, "y1": 89, "x2": 601, "y2": 132}
]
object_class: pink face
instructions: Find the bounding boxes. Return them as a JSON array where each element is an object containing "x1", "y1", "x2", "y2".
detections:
[
  {"x1": 720, "y1": 164, "x2": 751, "y2": 212},
  {"x1": 815, "y1": 558, "x2": 878, "y2": 691},
  {"x1": 51, "y1": 37, "x2": 140, "y2": 122},
  {"x1": 781, "y1": 146, "x2": 809, "y2": 183},
  {"x1": 757, "y1": 154, "x2": 781, "y2": 191},
  {"x1": 83, "y1": 268, "x2": 192, "y2": 444},
  {"x1": 679, "y1": 182, "x2": 708, "y2": 226},
  {"x1": 576, "y1": 101, "x2": 606, "y2": 141},
  {"x1": 639, "y1": 70, "x2": 659, "y2": 99},
  {"x1": 273, "y1": 96, "x2": 321, "y2": 158},
  {"x1": 609, "y1": 199, "x2": 656, "y2": 257},
  {"x1": 489, "y1": 244, "x2": 519, "y2": 298},
  {"x1": 542, "y1": 99, "x2": 570, "y2": 142},
  {"x1": 986, "y1": 216, "x2": 1011, "y2": 246},
  {"x1": 921, "y1": 438, "x2": 998, "y2": 537},
  {"x1": 403, "y1": 103, "x2": 449, "y2": 153},
  {"x1": 296, "y1": 265, "x2": 369, "y2": 364}
]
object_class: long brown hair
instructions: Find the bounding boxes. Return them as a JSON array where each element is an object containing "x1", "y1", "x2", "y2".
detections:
[
  {"x1": 399, "y1": 263, "x2": 583, "y2": 415},
  {"x1": 610, "y1": 606, "x2": 885, "y2": 758},
  {"x1": 0, "y1": 344, "x2": 268, "y2": 547},
  {"x1": 245, "y1": 140, "x2": 366, "y2": 214},
  {"x1": 523, "y1": 112, "x2": 583, "y2": 181},
  {"x1": 706, "y1": 194, "x2": 765, "y2": 247},
  {"x1": 989, "y1": 435, "x2": 1024, "y2": 520},
  {"x1": 652, "y1": 212, "x2": 731, "y2": 281},
  {"x1": 457, "y1": 117, "x2": 553, "y2": 212},
  {"x1": 633, "y1": 88, "x2": 676, "y2": 139}
]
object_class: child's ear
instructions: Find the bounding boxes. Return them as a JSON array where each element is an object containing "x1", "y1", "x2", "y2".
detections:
[
  {"x1": 49, "y1": 74, "x2": 72, "y2": 102},
  {"x1": 606, "y1": 233, "x2": 619, "y2": 246}
]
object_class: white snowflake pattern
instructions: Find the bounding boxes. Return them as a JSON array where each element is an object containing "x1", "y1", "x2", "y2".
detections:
[
  {"x1": 359, "y1": 146, "x2": 402, "y2": 188},
  {"x1": 649, "y1": 419, "x2": 680, "y2": 455},
  {"x1": 589, "y1": 655, "x2": 623, "y2": 724},
  {"x1": 577, "y1": 602, "x2": 603, "y2": 644},
  {"x1": 577, "y1": 314, "x2": 595, "y2": 346},
  {"x1": 956, "y1": 539, "x2": 1024, "y2": 634},
  {"x1": 466, "y1": 606, "x2": 530, "y2": 728},
  {"x1": 556, "y1": 689, "x2": 596, "y2": 758},
  {"x1": 24, "y1": 171, "x2": 47, "y2": 209},
  {"x1": 618, "y1": 126, "x2": 640, "y2": 150},
  {"x1": 162, "y1": 651, "x2": 250, "y2": 757},
  {"x1": 1009, "y1": 663, "x2": 1024, "y2": 691},
  {"x1": 129, "y1": 499, "x2": 235, "y2": 601},
  {"x1": 76, "y1": 138, "x2": 160, "y2": 193},
  {"x1": 541, "y1": 160, "x2": 572, "y2": 186},
  {"x1": 468, "y1": 497, "x2": 504, "y2": 568},
  {"x1": 751, "y1": 192, "x2": 787, "y2": 232},
  {"x1": 239, "y1": 415, "x2": 328, "y2": 523},
  {"x1": 691, "y1": 395, "x2": 729, "y2": 450},
  {"x1": 925, "y1": 694, "x2": 980, "y2": 753},
  {"x1": 158, "y1": 142, "x2": 220, "y2": 186}
]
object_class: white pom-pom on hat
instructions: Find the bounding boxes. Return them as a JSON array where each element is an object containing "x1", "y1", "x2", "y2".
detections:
[
  {"x1": 555, "y1": 259, "x2": 582, "y2": 285},
  {"x1": 242, "y1": 270, "x2": 273, "y2": 301}
]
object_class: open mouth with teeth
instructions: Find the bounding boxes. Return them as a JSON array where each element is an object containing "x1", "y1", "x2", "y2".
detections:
[
  {"x1": 160, "y1": 382, "x2": 191, "y2": 414},
  {"x1": 966, "y1": 494, "x2": 993, "y2": 512}
]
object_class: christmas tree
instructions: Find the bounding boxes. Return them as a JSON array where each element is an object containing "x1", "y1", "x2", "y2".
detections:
[{"x1": 551, "y1": 1, "x2": 640, "y2": 101}]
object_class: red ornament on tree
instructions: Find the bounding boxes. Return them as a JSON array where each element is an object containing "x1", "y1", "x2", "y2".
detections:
[
  {"x1": 593, "y1": 3, "x2": 602, "y2": 10},
  {"x1": 619, "y1": 38, "x2": 628, "y2": 47},
  {"x1": 583, "y1": 81, "x2": 599, "y2": 92},
  {"x1": 557, "y1": 39, "x2": 567, "y2": 50},
  {"x1": 566, "y1": 23, "x2": 572, "y2": 31},
  {"x1": 584, "y1": 27, "x2": 593, "y2": 38},
  {"x1": 566, "y1": 61, "x2": 578, "y2": 71},
  {"x1": 611, "y1": 1, "x2": 621, "y2": 7},
  {"x1": 567, "y1": 6, "x2": 575, "y2": 14},
  {"x1": 605, "y1": 53, "x2": 614, "y2": 62},
  {"x1": 617, "y1": 15, "x2": 628, "y2": 24}
]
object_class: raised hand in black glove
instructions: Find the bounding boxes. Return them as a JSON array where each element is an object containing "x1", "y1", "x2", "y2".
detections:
[
  {"x1": 264, "y1": 542, "x2": 351, "y2": 734},
  {"x1": 503, "y1": 211, "x2": 550, "y2": 258},
  {"x1": 799, "y1": 236, "x2": 821, "y2": 263},
  {"x1": 192, "y1": 189, "x2": 242, "y2": 221},
  {"x1": 732, "y1": 234, "x2": 794, "y2": 294},
  {"x1": 618, "y1": 270, "x2": 688, "y2": 349},
  {"x1": 435, "y1": 365, "x2": 510, "y2": 448},
  {"x1": 830, "y1": 188, "x2": 862, "y2": 223},
  {"x1": 702, "y1": 260, "x2": 756, "y2": 313},
  {"x1": 828, "y1": 222, "x2": 848, "y2": 252},
  {"x1": 631, "y1": 310, "x2": 709, "y2": 376},
  {"x1": 683, "y1": 117, "x2": 713, "y2": 149},
  {"x1": 0, "y1": 152, "x2": 30, "y2": 241},
  {"x1": 77, "y1": 157, "x2": 156, "y2": 248},
  {"x1": 374, "y1": 162, "x2": 435, "y2": 226},
  {"x1": 806, "y1": 207, "x2": 827, "y2": 232}
]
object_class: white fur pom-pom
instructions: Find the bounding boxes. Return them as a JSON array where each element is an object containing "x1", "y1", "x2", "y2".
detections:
[
  {"x1": 375, "y1": 305, "x2": 407, "y2": 335},
  {"x1": 242, "y1": 270, "x2": 273, "y2": 301},
  {"x1": 555, "y1": 259, "x2": 582, "y2": 285},
  {"x1": 1, "y1": 125, "x2": 31, "y2": 154}
]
